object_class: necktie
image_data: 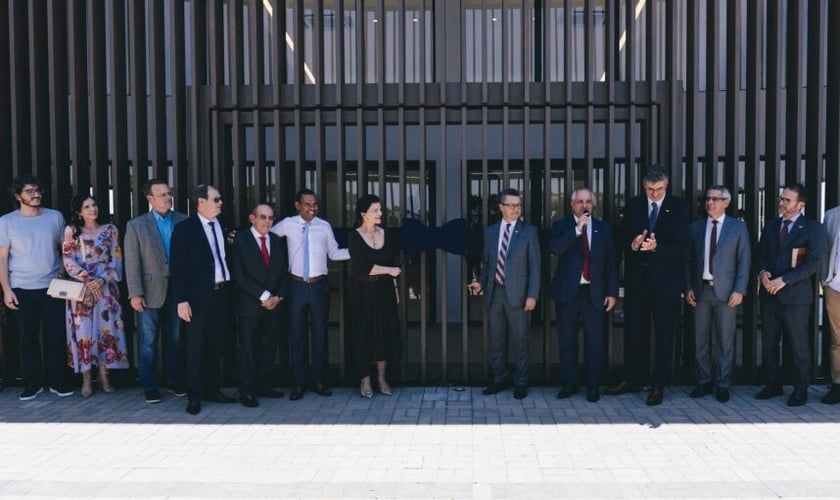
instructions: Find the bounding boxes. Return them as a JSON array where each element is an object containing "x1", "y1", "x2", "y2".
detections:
[
  {"x1": 779, "y1": 219, "x2": 791, "y2": 249},
  {"x1": 495, "y1": 223, "x2": 511, "y2": 285},
  {"x1": 302, "y1": 222, "x2": 311, "y2": 280},
  {"x1": 259, "y1": 235, "x2": 270, "y2": 267},
  {"x1": 581, "y1": 228, "x2": 591, "y2": 282},
  {"x1": 208, "y1": 221, "x2": 227, "y2": 281},
  {"x1": 708, "y1": 220, "x2": 718, "y2": 276},
  {"x1": 649, "y1": 202, "x2": 659, "y2": 232}
]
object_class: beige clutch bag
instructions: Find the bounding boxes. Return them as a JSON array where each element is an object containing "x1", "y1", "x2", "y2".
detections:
[{"x1": 47, "y1": 278, "x2": 85, "y2": 301}]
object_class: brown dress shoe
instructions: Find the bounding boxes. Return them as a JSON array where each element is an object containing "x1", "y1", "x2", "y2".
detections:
[
  {"x1": 313, "y1": 383, "x2": 332, "y2": 397},
  {"x1": 289, "y1": 385, "x2": 305, "y2": 401},
  {"x1": 646, "y1": 386, "x2": 664, "y2": 406}
]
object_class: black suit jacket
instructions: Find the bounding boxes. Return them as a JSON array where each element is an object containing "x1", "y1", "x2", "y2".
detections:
[
  {"x1": 171, "y1": 215, "x2": 226, "y2": 309},
  {"x1": 230, "y1": 229, "x2": 289, "y2": 316},
  {"x1": 622, "y1": 193, "x2": 690, "y2": 294},
  {"x1": 756, "y1": 215, "x2": 825, "y2": 305}
]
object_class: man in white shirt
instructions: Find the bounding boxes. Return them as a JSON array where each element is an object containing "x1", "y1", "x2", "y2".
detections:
[
  {"x1": 821, "y1": 205, "x2": 840, "y2": 404},
  {"x1": 271, "y1": 189, "x2": 349, "y2": 400}
]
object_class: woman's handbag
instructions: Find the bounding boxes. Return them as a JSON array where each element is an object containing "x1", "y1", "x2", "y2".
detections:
[{"x1": 46, "y1": 278, "x2": 84, "y2": 301}]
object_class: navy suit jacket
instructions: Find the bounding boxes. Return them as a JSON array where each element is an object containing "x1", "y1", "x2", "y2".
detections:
[
  {"x1": 756, "y1": 215, "x2": 826, "y2": 305},
  {"x1": 230, "y1": 229, "x2": 289, "y2": 317},
  {"x1": 622, "y1": 193, "x2": 690, "y2": 294},
  {"x1": 171, "y1": 215, "x2": 227, "y2": 308},
  {"x1": 685, "y1": 216, "x2": 751, "y2": 301},
  {"x1": 550, "y1": 216, "x2": 618, "y2": 305},
  {"x1": 478, "y1": 220, "x2": 541, "y2": 307}
]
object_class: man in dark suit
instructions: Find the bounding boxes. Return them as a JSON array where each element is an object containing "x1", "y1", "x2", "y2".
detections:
[
  {"x1": 684, "y1": 185, "x2": 751, "y2": 403},
  {"x1": 171, "y1": 184, "x2": 237, "y2": 415},
  {"x1": 755, "y1": 182, "x2": 825, "y2": 406},
  {"x1": 124, "y1": 179, "x2": 188, "y2": 404},
  {"x1": 550, "y1": 187, "x2": 618, "y2": 403},
  {"x1": 468, "y1": 188, "x2": 541, "y2": 400},
  {"x1": 230, "y1": 203, "x2": 289, "y2": 408},
  {"x1": 606, "y1": 166, "x2": 690, "y2": 406}
]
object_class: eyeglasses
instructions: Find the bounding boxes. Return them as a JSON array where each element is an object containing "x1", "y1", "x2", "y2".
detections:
[
  {"x1": 22, "y1": 188, "x2": 42, "y2": 196},
  {"x1": 210, "y1": 196, "x2": 223, "y2": 203},
  {"x1": 705, "y1": 196, "x2": 728, "y2": 202},
  {"x1": 778, "y1": 196, "x2": 798, "y2": 204},
  {"x1": 500, "y1": 203, "x2": 522, "y2": 209},
  {"x1": 256, "y1": 214, "x2": 275, "y2": 221}
]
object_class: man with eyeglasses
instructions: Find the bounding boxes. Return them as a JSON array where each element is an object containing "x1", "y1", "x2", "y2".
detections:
[
  {"x1": 230, "y1": 204, "x2": 289, "y2": 408},
  {"x1": 468, "y1": 188, "x2": 541, "y2": 400},
  {"x1": 171, "y1": 184, "x2": 237, "y2": 414},
  {"x1": 606, "y1": 166, "x2": 690, "y2": 406},
  {"x1": 755, "y1": 182, "x2": 825, "y2": 406},
  {"x1": 0, "y1": 176, "x2": 74, "y2": 400},
  {"x1": 124, "y1": 179, "x2": 188, "y2": 404},
  {"x1": 684, "y1": 185, "x2": 751, "y2": 403}
]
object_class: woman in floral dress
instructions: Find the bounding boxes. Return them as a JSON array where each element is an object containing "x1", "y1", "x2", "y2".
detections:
[{"x1": 62, "y1": 194, "x2": 129, "y2": 397}]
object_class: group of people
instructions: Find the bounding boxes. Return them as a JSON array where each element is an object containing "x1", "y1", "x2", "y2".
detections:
[{"x1": 2, "y1": 165, "x2": 839, "y2": 413}]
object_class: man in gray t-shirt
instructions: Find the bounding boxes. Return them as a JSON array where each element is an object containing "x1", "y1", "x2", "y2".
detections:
[{"x1": 0, "y1": 176, "x2": 74, "y2": 400}]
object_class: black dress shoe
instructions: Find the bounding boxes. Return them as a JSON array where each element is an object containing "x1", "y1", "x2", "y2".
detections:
[
  {"x1": 689, "y1": 383, "x2": 713, "y2": 398},
  {"x1": 755, "y1": 385, "x2": 783, "y2": 400},
  {"x1": 186, "y1": 400, "x2": 201, "y2": 415},
  {"x1": 715, "y1": 387, "x2": 730, "y2": 403},
  {"x1": 646, "y1": 386, "x2": 664, "y2": 406},
  {"x1": 313, "y1": 383, "x2": 332, "y2": 397},
  {"x1": 556, "y1": 385, "x2": 578, "y2": 399},
  {"x1": 239, "y1": 393, "x2": 259, "y2": 408},
  {"x1": 604, "y1": 381, "x2": 641, "y2": 396},
  {"x1": 289, "y1": 385, "x2": 305, "y2": 401},
  {"x1": 204, "y1": 389, "x2": 236, "y2": 403},
  {"x1": 258, "y1": 387, "x2": 285, "y2": 399},
  {"x1": 787, "y1": 389, "x2": 808, "y2": 407},
  {"x1": 821, "y1": 384, "x2": 840, "y2": 405},
  {"x1": 482, "y1": 382, "x2": 507, "y2": 396},
  {"x1": 586, "y1": 387, "x2": 600, "y2": 403},
  {"x1": 513, "y1": 386, "x2": 528, "y2": 399}
]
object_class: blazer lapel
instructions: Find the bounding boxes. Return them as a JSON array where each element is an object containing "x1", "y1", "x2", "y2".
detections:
[{"x1": 141, "y1": 213, "x2": 167, "y2": 260}]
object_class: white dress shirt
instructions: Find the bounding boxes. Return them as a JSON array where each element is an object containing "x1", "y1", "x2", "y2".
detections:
[
  {"x1": 251, "y1": 226, "x2": 272, "y2": 301},
  {"x1": 573, "y1": 215, "x2": 592, "y2": 284},
  {"x1": 270, "y1": 215, "x2": 349, "y2": 277},
  {"x1": 702, "y1": 214, "x2": 725, "y2": 280},
  {"x1": 197, "y1": 213, "x2": 230, "y2": 284}
]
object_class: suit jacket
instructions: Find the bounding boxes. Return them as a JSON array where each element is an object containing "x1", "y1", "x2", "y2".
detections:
[
  {"x1": 124, "y1": 210, "x2": 188, "y2": 308},
  {"x1": 478, "y1": 220, "x2": 541, "y2": 307},
  {"x1": 622, "y1": 193, "x2": 690, "y2": 294},
  {"x1": 549, "y1": 216, "x2": 618, "y2": 305},
  {"x1": 171, "y1": 215, "x2": 227, "y2": 308},
  {"x1": 756, "y1": 215, "x2": 826, "y2": 305},
  {"x1": 685, "y1": 216, "x2": 751, "y2": 302},
  {"x1": 821, "y1": 206, "x2": 840, "y2": 286},
  {"x1": 230, "y1": 228, "x2": 289, "y2": 317}
]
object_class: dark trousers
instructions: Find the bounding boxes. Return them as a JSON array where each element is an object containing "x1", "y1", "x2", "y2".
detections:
[
  {"x1": 623, "y1": 279, "x2": 680, "y2": 387},
  {"x1": 238, "y1": 311, "x2": 281, "y2": 394},
  {"x1": 185, "y1": 287, "x2": 230, "y2": 402},
  {"x1": 13, "y1": 288, "x2": 67, "y2": 387},
  {"x1": 760, "y1": 296, "x2": 811, "y2": 391},
  {"x1": 287, "y1": 279, "x2": 330, "y2": 386},
  {"x1": 555, "y1": 286, "x2": 606, "y2": 389}
]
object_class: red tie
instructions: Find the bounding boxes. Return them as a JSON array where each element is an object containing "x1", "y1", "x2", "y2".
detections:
[
  {"x1": 259, "y1": 236, "x2": 270, "y2": 266},
  {"x1": 581, "y1": 230, "x2": 591, "y2": 282}
]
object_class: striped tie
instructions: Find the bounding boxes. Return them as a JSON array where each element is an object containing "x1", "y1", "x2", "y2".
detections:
[{"x1": 495, "y1": 223, "x2": 511, "y2": 285}]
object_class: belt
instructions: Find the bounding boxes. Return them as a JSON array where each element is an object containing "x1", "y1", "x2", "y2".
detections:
[
  {"x1": 703, "y1": 279, "x2": 714, "y2": 287},
  {"x1": 213, "y1": 281, "x2": 229, "y2": 290},
  {"x1": 290, "y1": 274, "x2": 326, "y2": 284}
]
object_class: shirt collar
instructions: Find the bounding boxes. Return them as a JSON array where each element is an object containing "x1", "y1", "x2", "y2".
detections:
[{"x1": 151, "y1": 210, "x2": 172, "y2": 222}]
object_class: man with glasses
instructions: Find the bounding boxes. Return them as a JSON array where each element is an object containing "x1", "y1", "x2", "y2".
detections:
[
  {"x1": 171, "y1": 184, "x2": 237, "y2": 415},
  {"x1": 468, "y1": 188, "x2": 541, "y2": 400},
  {"x1": 230, "y1": 204, "x2": 288, "y2": 408},
  {"x1": 0, "y1": 176, "x2": 74, "y2": 400},
  {"x1": 606, "y1": 166, "x2": 690, "y2": 406},
  {"x1": 755, "y1": 182, "x2": 825, "y2": 406},
  {"x1": 124, "y1": 179, "x2": 188, "y2": 404},
  {"x1": 684, "y1": 185, "x2": 751, "y2": 403}
]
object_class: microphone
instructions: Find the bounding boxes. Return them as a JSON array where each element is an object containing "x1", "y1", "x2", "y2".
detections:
[{"x1": 581, "y1": 211, "x2": 590, "y2": 232}]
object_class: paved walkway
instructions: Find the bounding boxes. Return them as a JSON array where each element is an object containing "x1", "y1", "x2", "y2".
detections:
[{"x1": 1, "y1": 384, "x2": 840, "y2": 499}]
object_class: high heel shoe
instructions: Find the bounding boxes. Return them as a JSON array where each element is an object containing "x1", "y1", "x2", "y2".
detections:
[
  {"x1": 98, "y1": 365, "x2": 115, "y2": 394},
  {"x1": 378, "y1": 378, "x2": 392, "y2": 396},
  {"x1": 360, "y1": 377, "x2": 373, "y2": 399}
]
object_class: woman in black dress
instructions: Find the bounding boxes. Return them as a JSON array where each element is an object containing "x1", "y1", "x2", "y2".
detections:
[{"x1": 348, "y1": 194, "x2": 402, "y2": 398}]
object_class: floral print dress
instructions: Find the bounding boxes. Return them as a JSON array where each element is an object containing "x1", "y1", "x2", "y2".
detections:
[{"x1": 62, "y1": 224, "x2": 129, "y2": 372}]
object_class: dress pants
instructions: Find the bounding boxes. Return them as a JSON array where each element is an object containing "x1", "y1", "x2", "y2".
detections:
[
  {"x1": 487, "y1": 285, "x2": 530, "y2": 387},
  {"x1": 13, "y1": 288, "x2": 67, "y2": 388},
  {"x1": 693, "y1": 284, "x2": 737, "y2": 388},
  {"x1": 760, "y1": 295, "x2": 812, "y2": 391},
  {"x1": 623, "y1": 277, "x2": 680, "y2": 387},
  {"x1": 287, "y1": 279, "x2": 330, "y2": 386},
  {"x1": 185, "y1": 286, "x2": 230, "y2": 402},
  {"x1": 238, "y1": 311, "x2": 281, "y2": 393},
  {"x1": 824, "y1": 286, "x2": 840, "y2": 384},
  {"x1": 555, "y1": 285, "x2": 605, "y2": 389}
]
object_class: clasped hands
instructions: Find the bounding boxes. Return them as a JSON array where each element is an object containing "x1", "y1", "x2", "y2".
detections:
[
  {"x1": 760, "y1": 271, "x2": 786, "y2": 295},
  {"x1": 261, "y1": 295, "x2": 283, "y2": 310},
  {"x1": 631, "y1": 230, "x2": 657, "y2": 252},
  {"x1": 86, "y1": 277, "x2": 105, "y2": 300}
]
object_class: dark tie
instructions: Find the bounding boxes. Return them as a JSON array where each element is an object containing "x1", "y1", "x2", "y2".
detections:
[
  {"x1": 581, "y1": 229, "x2": 591, "y2": 282},
  {"x1": 649, "y1": 202, "x2": 659, "y2": 232},
  {"x1": 259, "y1": 235, "x2": 270, "y2": 267},
  {"x1": 208, "y1": 221, "x2": 227, "y2": 281},
  {"x1": 708, "y1": 220, "x2": 718, "y2": 275},
  {"x1": 779, "y1": 219, "x2": 791, "y2": 249},
  {"x1": 495, "y1": 223, "x2": 511, "y2": 285}
]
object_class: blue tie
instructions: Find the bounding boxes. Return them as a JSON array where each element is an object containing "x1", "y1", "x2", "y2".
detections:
[
  {"x1": 303, "y1": 222, "x2": 311, "y2": 280},
  {"x1": 649, "y1": 202, "x2": 659, "y2": 232}
]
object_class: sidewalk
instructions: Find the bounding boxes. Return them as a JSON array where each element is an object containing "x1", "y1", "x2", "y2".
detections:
[{"x1": 1, "y1": 384, "x2": 840, "y2": 499}]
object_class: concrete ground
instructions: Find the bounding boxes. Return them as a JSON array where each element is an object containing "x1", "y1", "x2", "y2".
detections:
[{"x1": 1, "y1": 384, "x2": 839, "y2": 499}]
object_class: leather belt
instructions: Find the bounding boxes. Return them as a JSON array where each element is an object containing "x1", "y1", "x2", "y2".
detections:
[
  {"x1": 703, "y1": 279, "x2": 714, "y2": 287},
  {"x1": 290, "y1": 274, "x2": 326, "y2": 284},
  {"x1": 213, "y1": 281, "x2": 229, "y2": 290}
]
